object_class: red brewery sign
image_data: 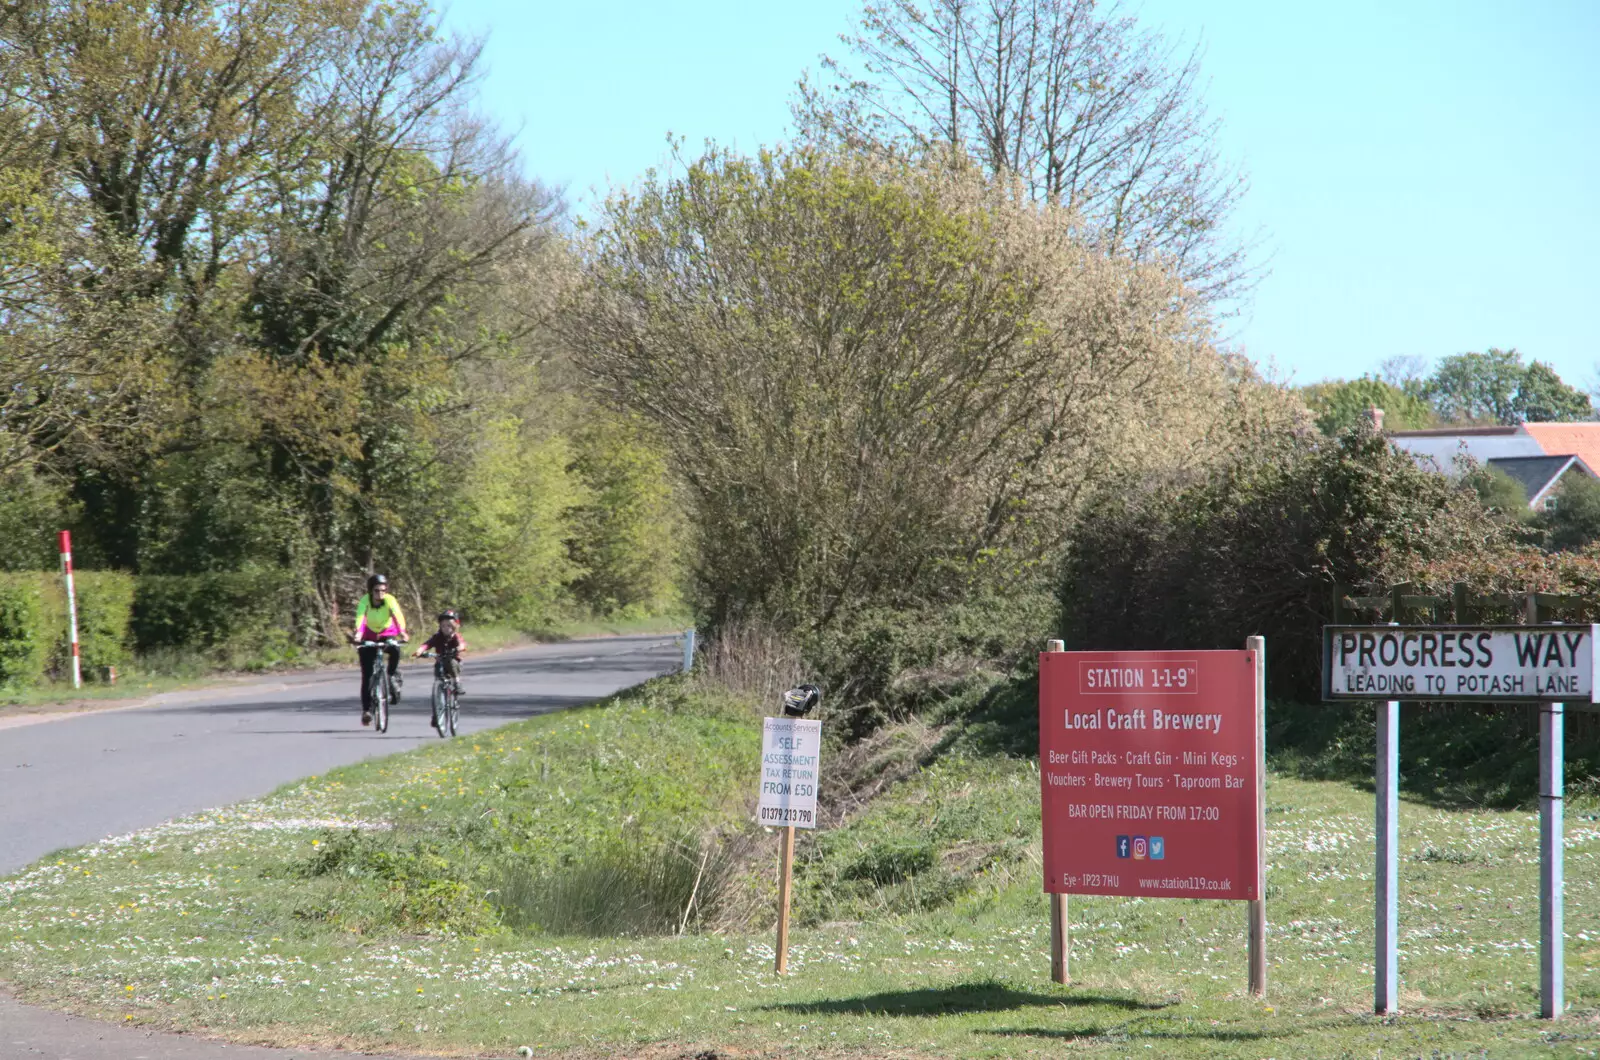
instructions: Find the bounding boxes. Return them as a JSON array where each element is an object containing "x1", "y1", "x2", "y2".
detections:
[{"x1": 1040, "y1": 650, "x2": 1261, "y2": 901}]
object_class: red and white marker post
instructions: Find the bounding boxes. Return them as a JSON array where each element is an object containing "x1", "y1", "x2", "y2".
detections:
[{"x1": 58, "y1": 530, "x2": 81, "y2": 689}]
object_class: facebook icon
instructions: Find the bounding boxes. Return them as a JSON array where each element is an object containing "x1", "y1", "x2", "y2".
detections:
[
  {"x1": 1115, "y1": 835, "x2": 1131, "y2": 858},
  {"x1": 1150, "y1": 836, "x2": 1165, "y2": 860}
]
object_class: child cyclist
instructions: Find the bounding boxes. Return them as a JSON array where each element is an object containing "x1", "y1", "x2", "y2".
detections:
[
  {"x1": 351, "y1": 573, "x2": 409, "y2": 726},
  {"x1": 414, "y1": 609, "x2": 467, "y2": 692}
]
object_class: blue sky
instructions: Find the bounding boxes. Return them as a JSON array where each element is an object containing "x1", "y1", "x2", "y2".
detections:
[{"x1": 440, "y1": 0, "x2": 1599, "y2": 387}]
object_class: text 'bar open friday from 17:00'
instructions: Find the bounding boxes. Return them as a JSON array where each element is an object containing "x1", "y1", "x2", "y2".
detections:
[{"x1": 1322, "y1": 625, "x2": 1600, "y2": 702}]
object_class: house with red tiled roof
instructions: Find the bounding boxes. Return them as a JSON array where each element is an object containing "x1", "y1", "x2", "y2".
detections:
[{"x1": 1388, "y1": 421, "x2": 1600, "y2": 510}]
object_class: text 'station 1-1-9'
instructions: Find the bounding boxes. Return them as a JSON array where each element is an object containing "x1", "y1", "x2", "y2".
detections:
[{"x1": 1040, "y1": 651, "x2": 1261, "y2": 901}]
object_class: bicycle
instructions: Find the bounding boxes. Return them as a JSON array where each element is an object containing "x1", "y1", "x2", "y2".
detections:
[
  {"x1": 419, "y1": 649, "x2": 461, "y2": 738},
  {"x1": 354, "y1": 637, "x2": 404, "y2": 733}
]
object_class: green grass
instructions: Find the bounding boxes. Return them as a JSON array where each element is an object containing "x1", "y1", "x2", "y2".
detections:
[{"x1": 4, "y1": 677, "x2": 1600, "y2": 1058}]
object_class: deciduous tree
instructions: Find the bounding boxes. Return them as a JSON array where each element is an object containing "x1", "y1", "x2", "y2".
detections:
[
  {"x1": 797, "y1": 0, "x2": 1252, "y2": 303},
  {"x1": 568, "y1": 144, "x2": 1288, "y2": 631}
]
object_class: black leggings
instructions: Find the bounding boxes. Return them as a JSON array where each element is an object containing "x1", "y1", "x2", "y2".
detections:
[{"x1": 358, "y1": 644, "x2": 400, "y2": 708}]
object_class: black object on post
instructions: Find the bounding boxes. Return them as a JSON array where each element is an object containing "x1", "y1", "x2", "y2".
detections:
[{"x1": 782, "y1": 684, "x2": 821, "y2": 717}]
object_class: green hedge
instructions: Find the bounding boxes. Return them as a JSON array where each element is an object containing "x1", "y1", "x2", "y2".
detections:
[
  {"x1": 0, "y1": 573, "x2": 49, "y2": 688},
  {"x1": 67, "y1": 571, "x2": 135, "y2": 673},
  {"x1": 0, "y1": 568, "x2": 314, "y2": 688},
  {"x1": 0, "y1": 571, "x2": 138, "y2": 687},
  {"x1": 131, "y1": 568, "x2": 307, "y2": 651}
]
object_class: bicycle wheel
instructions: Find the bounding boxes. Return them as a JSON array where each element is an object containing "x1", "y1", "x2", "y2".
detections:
[
  {"x1": 371, "y1": 657, "x2": 390, "y2": 733},
  {"x1": 431, "y1": 679, "x2": 447, "y2": 737},
  {"x1": 444, "y1": 682, "x2": 459, "y2": 737}
]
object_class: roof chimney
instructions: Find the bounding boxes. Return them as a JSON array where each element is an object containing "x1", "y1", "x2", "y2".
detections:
[{"x1": 1366, "y1": 405, "x2": 1385, "y2": 432}]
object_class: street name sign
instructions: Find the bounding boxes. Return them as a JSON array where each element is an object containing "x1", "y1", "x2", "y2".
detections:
[
  {"x1": 1322, "y1": 625, "x2": 1600, "y2": 702},
  {"x1": 758, "y1": 716, "x2": 822, "y2": 828},
  {"x1": 1039, "y1": 650, "x2": 1262, "y2": 901}
]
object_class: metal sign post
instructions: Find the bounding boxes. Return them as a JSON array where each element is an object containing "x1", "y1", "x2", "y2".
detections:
[
  {"x1": 1540, "y1": 699, "x2": 1564, "y2": 1018},
  {"x1": 1375, "y1": 693, "x2": 1399, "y2": 1013},
  {"x1": 1324, "y1": 618, "x2": 1593, "y2": 1021}
]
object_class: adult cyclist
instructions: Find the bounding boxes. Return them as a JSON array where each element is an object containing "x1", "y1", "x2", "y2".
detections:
[{"x1": 351, "y1": 573, "x2": 409, "y2": 726}]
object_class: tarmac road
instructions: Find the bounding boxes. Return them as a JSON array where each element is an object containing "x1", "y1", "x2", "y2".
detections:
[{"x1": 0, "y1": 634, "x2": 685, "y2": 1059}]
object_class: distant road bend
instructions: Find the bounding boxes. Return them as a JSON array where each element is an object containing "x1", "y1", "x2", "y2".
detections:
[{"x1": 0, "y1": 633, "x2": 685, "y2": 1060}]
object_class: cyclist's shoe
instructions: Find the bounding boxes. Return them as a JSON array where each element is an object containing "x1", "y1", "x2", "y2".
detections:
[
  {"x1": 391, "y1": 671, "x2": 403, "y2": 703},
  {"x1": 454, "y1": 681, "x2": 465, "y2": 696},
  {"x1": 361, "y1": 711, "x2": 372, "y2": 727}
]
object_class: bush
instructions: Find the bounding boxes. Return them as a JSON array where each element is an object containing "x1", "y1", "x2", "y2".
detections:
[
  {"x1": 1063, "y1": 426, "x2": 1514, "y2": 703},
  {"x1": 59, "y1": 571, "x2": 134, "y2": 675},
  {"x1": 800, "y1": 586, "x2": 1056, "y2": 739},
  {"x1": 0, "y1": 472, "x2": 72, "y2": 572},
  {"x1": 493, "y1": 829, "x2": 735, "y2": 937},
  {"x1": 0, "y1": 573, "x2": 49, "y2": 688},
  {"x1": 131, "y1": 568, "x2": 309, "y2": 651},
  {"x1": 299, "y1": 829, "x2": 496, "y2": 936}
]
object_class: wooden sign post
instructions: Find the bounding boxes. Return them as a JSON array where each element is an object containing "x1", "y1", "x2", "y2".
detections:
[
  {"x1": 759, "y1": 715, "x2": 822, "y2": 975},
  {"x1": 1246, "y1": 635, "x2": 1267, "y2": 998},
  {"x1": 775, "y1": 825, "x2": 797, "y2": 974},
  {"x1": 1045, "y1": 640, "x2": 1069, "y2": 983}
]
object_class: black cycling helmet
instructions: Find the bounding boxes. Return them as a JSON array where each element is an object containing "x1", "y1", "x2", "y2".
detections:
[
  {"x1": 438, "y1": 608, "x2": 460, "y2": 623},
  {"x1": 367, "y1": 573, "x2": 389, "y2": 592},
  {"x1": 782, "y1": 683, "x2": 821, "y2": 717}
]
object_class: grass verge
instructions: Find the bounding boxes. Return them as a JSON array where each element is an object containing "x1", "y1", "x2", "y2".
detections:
[{"x1": 3, "y1": 677, "x2": 1599, "y2": 1058}]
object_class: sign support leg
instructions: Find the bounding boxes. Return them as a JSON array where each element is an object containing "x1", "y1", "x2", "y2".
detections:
[
  {"x1": 1375, "y1": 697, "x2": 1399, "y2": 1013},
  {"x1": 1045, "y1": 638, "x2": 1069, "y2": 985},
  {"x1": 775, "y1": 824, "x2": 795, "y2": 975},
  {"x1": 1540, "y1": 702, "x2": 1564, "y2": 1019},
  {"x1": 1050, "y1": 893, "x2": 1069, "y2": 983},
  {"x1": 1246, "y1": 635, "x2": 1267, "y2": 998}
]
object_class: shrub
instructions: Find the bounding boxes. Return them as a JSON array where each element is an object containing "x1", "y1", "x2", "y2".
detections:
[
  {"x1": 572, "y1": 143, "x2": 1302, "y2": 634},
  {"x1": 131, "y1": 568, "x2": 309, "y2": 651},
  {"x1": 800, "y1": 586, "x2": 1056, "y2": 739},
  {"x1": 492, "y1": 828, "x2": 735, "y2": 937},
  {"x1": 60, "y1": 571, "x2": 134, "y2": 675},
  {"x1": 0, "y1": 573, "x2": 48, "y2": 688},
  {"x1": 300, "y1": 829, "x2": 495, "y2": 936},
  {"x1": 1063, "y1": 426, "x2": 1514, "y2": 703}
]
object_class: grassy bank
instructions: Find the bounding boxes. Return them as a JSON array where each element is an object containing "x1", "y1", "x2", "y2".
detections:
[{"x1": 3, "y1": 677, "x2": 1600, "y2": 1057}]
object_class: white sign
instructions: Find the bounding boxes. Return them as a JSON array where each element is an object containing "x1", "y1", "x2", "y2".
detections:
[
  {"x1": 1323, "y1": 625, "x2": 1600, "y2": 702},
  {"x1": 758, "y1": 717, "x2": 822, "y2": 828}
]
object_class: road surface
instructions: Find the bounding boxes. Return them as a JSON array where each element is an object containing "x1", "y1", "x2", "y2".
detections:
[{"x1": 0, "y1": 634, "x2": 684, "y2": 1059}]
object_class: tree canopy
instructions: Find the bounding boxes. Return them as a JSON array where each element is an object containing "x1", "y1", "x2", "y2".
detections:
[
  {"x1": 1304, "y1": 350, "x2": 1591, "y2": 434},
  {"x1": 1421, "y1": 348, "x2": 1591, "y2": 425},
  {"x1": 1300, "y1": 377, "x2": 1435, "y2": 434},
  {"x1": 797, "y1": 0, "x2": 1253, "y2": 305},
  {"x1": 567, "y1": 144, "x2": 1296, "y2": 631},
  {"x1": 0, "y1": 0, "x2": 683, "y2": 631}
]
